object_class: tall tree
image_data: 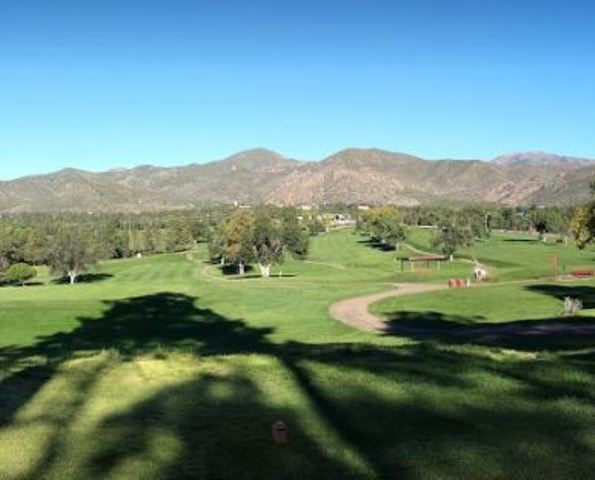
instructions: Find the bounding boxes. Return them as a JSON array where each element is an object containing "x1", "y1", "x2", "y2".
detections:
[
  {"x1": 571, "y1": 183, "x2": 595, "y2": 248},
  {"x1": 252, "y1": 215, "x2": 284, "y2": 278},
  {"x1": 281, "y1": 213, "x2": 310, "y2": 259},
  {"x1": 48, "y1": 228, "x2": 98, "y2": 284},
  {"x1": 23, "y1": 228, "x2": 47, "y2": 264},
  {"x1": 207, "y1": 222, "x2": 227, "y2": 265},
  {"x1": 223, "y1": 210, "x2": 255, "y2": 275},
  {"x1": 166, "y1": 217, "x2": 195, "y2": 252}
]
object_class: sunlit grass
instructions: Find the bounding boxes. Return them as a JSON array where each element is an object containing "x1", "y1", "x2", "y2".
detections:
[{"x1": 0, "y1": 229, "x2": 594, "y2": 479}]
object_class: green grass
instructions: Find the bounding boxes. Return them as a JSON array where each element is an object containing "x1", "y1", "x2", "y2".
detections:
[
  {"x1": 407, "y1": 228, "x2": 595, "y2": 280},
  {"x1": 0, "y1": 229, "x2": 594, "y2": 479}
]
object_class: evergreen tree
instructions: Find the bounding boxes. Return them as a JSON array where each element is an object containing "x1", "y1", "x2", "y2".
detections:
[{"x1": 23, "y1": 228, "x2": 47, "y2": 264}]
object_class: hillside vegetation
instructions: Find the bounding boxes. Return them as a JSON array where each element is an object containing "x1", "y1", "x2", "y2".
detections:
[{"x1": 1, "y1": 149, "x2": 593, "y2": 212}]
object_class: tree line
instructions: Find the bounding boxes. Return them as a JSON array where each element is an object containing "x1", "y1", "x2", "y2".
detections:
[
  {"x1": 0, "y1": 201, "x2": 590, "y2": 286},
  {"x1": 357, "y1": 204, "x2": 586, "y2": 257},
  {"x1": 0, "y1": 206, "x2": 315, "y2": 285},
  {"x1": 0, "y1": 210, "x2": 217, "y2": 285}
]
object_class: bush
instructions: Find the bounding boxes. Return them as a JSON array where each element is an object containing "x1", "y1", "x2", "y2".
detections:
[{"x1": 5, "y1": 263, "x2": 37, "y2": 286}]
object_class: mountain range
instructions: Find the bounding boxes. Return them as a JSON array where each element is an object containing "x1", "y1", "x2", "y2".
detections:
[{"x1": 0, "y1": 149, "x2": 593, "y2": 212}]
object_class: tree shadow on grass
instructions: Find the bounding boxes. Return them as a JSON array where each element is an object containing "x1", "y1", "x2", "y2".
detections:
[
  {"x1": 85, "y1": 365, "x2": 365, "y2": 480},
  {"x1": 502, "y1": 238, "x2": 538, "y2": 243},
  {"x1": 357, "y1": 238, "x2": 396, "y2": 252},
  {"x1": 220, "y1": 263, "x2": 254, "y2": 276},
  {"x1": 52, "y1": 273, "x2": 114, "y2": 285},
  {"x1": 382, "y1": 310, "x2": 595, "y2": 351},
  {"x1": 526, "y1": 284, "x2": 595, "y2": 309},
  {"x1": 225, "y1": 273, "x2": 297, "y2": 280},
  {"x1": 0, "y1": 293, "x2": 594, "y2": 479}
]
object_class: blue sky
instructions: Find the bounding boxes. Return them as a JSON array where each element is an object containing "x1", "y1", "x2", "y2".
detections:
[{"x1": 1, "y1": 0, "x2": 594, "y2": 179}]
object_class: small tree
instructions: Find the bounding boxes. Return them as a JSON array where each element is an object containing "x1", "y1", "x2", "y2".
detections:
[
  {"x1": 48, "y1": 229, "x2": 98, "y2": 284},
  {"x1": 5, "y1": 263, "x2": 37, "y2": 286}
]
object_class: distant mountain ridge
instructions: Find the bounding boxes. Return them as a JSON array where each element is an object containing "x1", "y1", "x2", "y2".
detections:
[
  {"x1": 491, "y1": 151, "x2": 594, "y2": 168},
  {"x1": 0, "y1": 148, "x2": 593, "y2": 212}
]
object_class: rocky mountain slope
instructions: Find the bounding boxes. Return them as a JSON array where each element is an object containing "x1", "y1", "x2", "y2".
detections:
[{"x1": 0, "y1": 149, "x2": 592, "y2": 212}]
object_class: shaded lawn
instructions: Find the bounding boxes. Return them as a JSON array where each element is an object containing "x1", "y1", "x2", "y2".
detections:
[{"x1": 0, "y1": 292, "x2": 593, "y2": 480}]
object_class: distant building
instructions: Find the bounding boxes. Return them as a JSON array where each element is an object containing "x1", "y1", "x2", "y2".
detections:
[
  {"x1": 330, "y1": 213, "x2": 356, "y2": 227},
  {"x1": 357, "y1": 205, "x2": 370, "y2": 211}
]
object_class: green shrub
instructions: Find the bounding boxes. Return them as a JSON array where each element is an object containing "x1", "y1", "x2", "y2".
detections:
[{"x1": 5, "y1": 263, "x2": 37, "y2": 286}]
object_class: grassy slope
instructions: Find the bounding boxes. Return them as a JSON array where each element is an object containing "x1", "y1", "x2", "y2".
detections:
[
  {"x1": 0, "y1": 229, "x2": 594, "y2": 479},
  {"x1": 407, "y1": 228, "x2": 594, "y2": 280}
]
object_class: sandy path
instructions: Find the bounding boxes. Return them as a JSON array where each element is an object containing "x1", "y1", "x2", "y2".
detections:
[{"x1": 329, "y1": 283, "x2": 447, "y2": 332}]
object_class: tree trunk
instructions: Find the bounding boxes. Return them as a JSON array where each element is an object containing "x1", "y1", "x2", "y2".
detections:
[
  {"x1": 220, "y1": 257, "x2": 225, "y2": 266},
  {"x1": 258, "y1": 263, "x2": 271, "y2": 278},
  {"x1": 238, "y1": 261, "x2": 245, "y2": 276},
  {"x1": 68, "y1": 271, "x2": 77, "y2": 285}
]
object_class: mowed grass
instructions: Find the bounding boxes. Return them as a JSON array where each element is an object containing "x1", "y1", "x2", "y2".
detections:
[
  {"x1": 407, "y1": 228, "x2": 595, "y2": 280},
  {"x1": 0, "y1": 229, "x2": 594, "y2": 479}
]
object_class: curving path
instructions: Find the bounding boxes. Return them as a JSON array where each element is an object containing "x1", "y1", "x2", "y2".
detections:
[{"x1": 329, "y1": 283, "x2": 447, "y2": 332}]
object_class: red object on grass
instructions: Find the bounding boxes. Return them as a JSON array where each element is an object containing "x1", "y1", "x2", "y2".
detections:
[{"x1": 570, "y1": 269, "x2": 594, "y2": 278}]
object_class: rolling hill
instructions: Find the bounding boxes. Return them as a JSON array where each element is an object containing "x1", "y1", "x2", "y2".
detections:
[{"x1": 0, "y1": 149, "x2": 593, "y2": 212}]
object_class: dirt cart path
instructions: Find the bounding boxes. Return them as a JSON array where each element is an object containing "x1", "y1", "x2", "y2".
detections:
[{"x1": 329, "y1": 283, "x2": 447, "y2": 332}]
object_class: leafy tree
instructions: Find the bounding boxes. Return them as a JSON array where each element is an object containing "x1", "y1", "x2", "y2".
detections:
[
  {"x1": 0, "y1": 225, "x2": 28, "y2": 264},
  {"x1": 23, "y1": 228, "x2": 47, "y2": 264},
  {"x1": 281, "y1": 213, "x2": 309, "y2": 259},
  {"x1": 223, "y1": 210, "x2": 255, "y2": 275},
  {"x1": 431, "y1": 221, "x2": 474, "y2": 258},
  {"x1": 571, "y1": 183, "x2": 595, "y2": 248},
  {"x1": 363, "y1": 207, "x2": 407, "y2": 249},
  {"x1": 306, "y1": 218, "x2": 326, "y2": 236},
  {"x1": 571, "y1": 205, "x2": 595, "y2": 248},
  {"x1": 5, "y1": 263, "x2": 37, "y2": 286},
  {"x1": 207, "y1": 222, "x2": 227, "y2": 264},
  {"x1": 212, "y1": 209, "x2": 310, "y2": 277},
  {"x1": 252, "y1": 215, "x2": 284, "y2": 277},
  {"x1": 48, "y1": 228, "x2": 98, "y2": 284},
  {"x1": 459, "y1": 207, "x2": 490, "y2": 238}
]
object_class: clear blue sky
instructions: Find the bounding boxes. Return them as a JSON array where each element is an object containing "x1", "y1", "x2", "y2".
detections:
[{"x1": 1, "y1": 0, "x2": 594, "y2": 179}]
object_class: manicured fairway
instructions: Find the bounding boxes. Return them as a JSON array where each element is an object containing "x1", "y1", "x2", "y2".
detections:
[
  {"x1": 407, "y1": 228, "x2": 594, "y2": 280},
  {"x1": 0, "y1": 229, "x2": 594, "y2": 479}
]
